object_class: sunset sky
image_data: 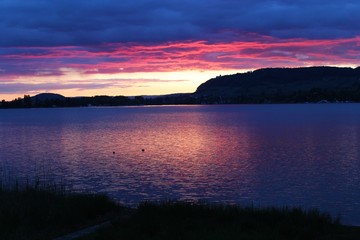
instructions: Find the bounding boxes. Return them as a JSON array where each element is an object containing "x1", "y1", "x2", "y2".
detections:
[{"x1": 1, "y1": 0, "x2": 359, "y2": 100}]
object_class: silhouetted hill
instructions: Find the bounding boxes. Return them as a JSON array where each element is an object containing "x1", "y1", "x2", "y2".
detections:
[
  {"x1": 31, "y1": 93, "x2": 66, "y2": 101},
  {"x1": 2, "y1": 66, "x2": 360, "y2": 108},
  {"x1": 195, "y1": 66, "x2": 360, "y2": 103}
]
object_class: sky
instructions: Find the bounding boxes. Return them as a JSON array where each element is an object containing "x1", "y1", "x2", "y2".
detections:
[{"x1": 0, "y1": 0, "x2": 359, "y2": 100}]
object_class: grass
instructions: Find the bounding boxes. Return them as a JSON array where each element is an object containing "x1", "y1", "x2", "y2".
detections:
[
  {"x1": 81, "y1": 201, "x2": 360, "y2": 240},
  {"x1": 0, "y1": 181, "x2": 122, "y2": 240},
  {"x1": 1, "y1": 178, "x2": 360, "y2": 240}
]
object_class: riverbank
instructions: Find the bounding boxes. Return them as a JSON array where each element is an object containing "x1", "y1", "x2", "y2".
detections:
[
  {"x1": 80, "y1": 201, "x2": 360, "y2": 240},
  {"x1": 1, "y1": 186, "x2": 360, "y2": 240},
  {"x1": 0, "y1": 185, "x2": 121, "y2": 240}
]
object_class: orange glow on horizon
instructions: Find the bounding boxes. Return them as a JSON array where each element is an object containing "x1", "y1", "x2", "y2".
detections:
[{"x1": 0, "y1": 35, "x2": 359, "y2": 100}]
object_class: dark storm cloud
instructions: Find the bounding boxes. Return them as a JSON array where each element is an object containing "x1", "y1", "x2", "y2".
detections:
[{"x1": 0, "y1": 0, "x2": 359, "y2": 46}]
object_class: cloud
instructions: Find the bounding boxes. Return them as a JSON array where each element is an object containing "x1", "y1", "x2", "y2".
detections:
[
  {"x1": 1, "y1": 36, "x2": 359, "y2": 78},
  {"x1": 0, "y1": 78, "x2": 189, "y2": 94},
  {"x1": 0, "y1": 0, "x2": 359, "y2": 46}
]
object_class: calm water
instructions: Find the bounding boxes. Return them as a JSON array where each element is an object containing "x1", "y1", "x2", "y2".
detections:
[{"x1": 1, "y1": 104, "x2": 360, "y2": 225}]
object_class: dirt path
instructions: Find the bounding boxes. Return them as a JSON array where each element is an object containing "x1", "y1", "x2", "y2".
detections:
[
  {"x1": 53, "y1": 208, "x2": 135, "y2": 240},
  {"x1": 53, "y1": 221, "x2": 111, "y2": 240}
]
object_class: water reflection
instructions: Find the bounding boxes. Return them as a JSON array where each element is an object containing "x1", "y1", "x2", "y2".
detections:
[{"x1": 1, "y1": 105, "x2": 360, "y2": 225}]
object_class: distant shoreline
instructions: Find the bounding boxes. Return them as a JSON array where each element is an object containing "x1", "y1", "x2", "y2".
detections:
[
  {"x1": 2, "y1": 66, "x2": 360, "y2": 108},
  {"x1": 0, "y1": 91, "x2": 359, "y2": 109}
]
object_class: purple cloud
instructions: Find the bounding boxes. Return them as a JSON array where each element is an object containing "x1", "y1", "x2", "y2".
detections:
[
  {"x1": 0, "y1": 78, "x2": 189, "y2": 94},
  {"x1": 0, "y1": 0, "x2": 359, "y2": 46}
]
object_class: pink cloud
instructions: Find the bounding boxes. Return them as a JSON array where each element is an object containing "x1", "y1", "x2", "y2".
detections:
[{"x1": 0, "y1": 35, "x2": 359, "y2": 78}]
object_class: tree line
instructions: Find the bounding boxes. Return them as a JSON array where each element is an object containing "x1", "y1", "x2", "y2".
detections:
[{"x1": 2, "y1": 88, "x2": 360, "y2": 109}]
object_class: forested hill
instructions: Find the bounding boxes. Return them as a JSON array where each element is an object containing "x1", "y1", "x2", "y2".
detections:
[
  {"x1": 3, "y1": 66, "x2": 360, "y2": 108},
  {"x1": 195, "y1": 66, "x2": 360, "y2": 103}
]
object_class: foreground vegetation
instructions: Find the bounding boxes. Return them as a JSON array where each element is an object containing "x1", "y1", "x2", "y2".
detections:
[
  {"x1": 1, "y1": 182, "x2": 360, "y2": 240},
  {"x1": 82, "y1": 201, "x2": 360, "y2": 240},
  {"x1": 0, "y1": 183, "x2": 121, "y2": 240}
]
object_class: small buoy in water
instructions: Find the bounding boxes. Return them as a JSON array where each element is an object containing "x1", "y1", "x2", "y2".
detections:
[
  {"x1": 113, "y1": 151, "x2": 115, "y2": 154},
  {"x1": 142, "y1": 149, "x2": 145, "y2": 152}
]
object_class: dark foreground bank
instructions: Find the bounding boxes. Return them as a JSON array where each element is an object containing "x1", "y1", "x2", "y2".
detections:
[
  {"x1": 80, "y1": 201, "x2": 360, "y2": 240},
  {"x1": 1, "y1": 187, "x2": 360, "y2": 240},
  {"x1": 0, "y1": 185, "x2": 121, "y2": 240}
]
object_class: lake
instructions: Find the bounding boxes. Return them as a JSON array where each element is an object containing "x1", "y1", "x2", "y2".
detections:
[{"x1": 1, "y1": 104, "x2": 360, "y2": 225}]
